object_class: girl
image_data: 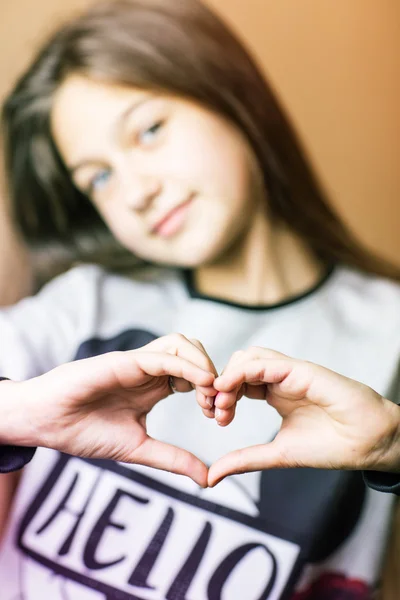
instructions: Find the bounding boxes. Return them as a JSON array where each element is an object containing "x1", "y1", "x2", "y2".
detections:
[{"x1": 1, "y1": 0, "x2": 400, "y2": 598}]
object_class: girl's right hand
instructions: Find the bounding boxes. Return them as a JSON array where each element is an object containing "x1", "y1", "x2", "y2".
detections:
[{"x1": 3, "y1": 334, "x2": 217, "y2": 487}]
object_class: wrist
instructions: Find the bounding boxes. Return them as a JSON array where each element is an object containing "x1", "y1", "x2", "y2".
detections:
[
  {"x1": 366, "y1": 399, "x2": 400, "y2": 472},
  {"x1": 0, "y1": 379, "x2": 39, "y2": 447}
]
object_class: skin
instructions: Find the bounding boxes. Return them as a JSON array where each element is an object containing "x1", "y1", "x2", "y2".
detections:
[
  {"x1": 49, "y1": 75, "x2": 400, "y2": 484},
  {"x1": 1, "y1": 335, "x2": 217, "y2": 485},
  {"x1": 51, "y1": 75, "x2": 323, "y2": 306},
  {"x1": 210, "y1": 348, "x2": 400, "y2": 486},
  {"x1": 0, "y1": 333, "x2": 217, "y2": 541},
  {"x1": 0, "y1": 76, "x2": 398, "y2": 535}
]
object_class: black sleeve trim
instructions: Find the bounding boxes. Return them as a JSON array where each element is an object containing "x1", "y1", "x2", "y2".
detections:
[
  {"x1": 362, "y1": 470, "x2": 400, "y2": 495},
  {"x1": 0, "y1": 377, "x2": 37, "y2": 473}
]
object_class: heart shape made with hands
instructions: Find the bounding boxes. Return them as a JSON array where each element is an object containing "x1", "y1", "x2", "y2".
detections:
[
  {"x1": 46, "y1": 333, "x2": 383, "y2": 490},
  {"x1": 164, "y1": 340, "x2": 381, "y2": 489},
  {"x1": 183, "y1": 344, "x2": 317, "y2": 488}
]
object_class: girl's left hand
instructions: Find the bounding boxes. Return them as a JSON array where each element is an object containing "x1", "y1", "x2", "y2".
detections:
[{"x1": 208, "y1": 347, "x2": 400, "y2": 487}]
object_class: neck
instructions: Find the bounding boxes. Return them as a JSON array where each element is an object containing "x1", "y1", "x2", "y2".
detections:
[{"x1": 194, "y1": 206, "x2": 324, "y2": 306}]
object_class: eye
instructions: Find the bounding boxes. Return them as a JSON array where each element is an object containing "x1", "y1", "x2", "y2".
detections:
[
  {"x1": 89, "y1": 168, "x2": 112, "y2": 193},
  {"x1": 138, "y1": 120, "x2": 164, "y2": 146}
]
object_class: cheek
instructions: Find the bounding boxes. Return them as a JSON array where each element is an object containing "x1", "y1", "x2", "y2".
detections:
[
  {"x1": 200, "y1": 144, "x2": 252, "y2": 201},
  {"x1": 164, "y1": 122, "x2": 252, "y2": 197},
  {"x1": 98, "y1": 203, "x2": 143, "y2": 244}
]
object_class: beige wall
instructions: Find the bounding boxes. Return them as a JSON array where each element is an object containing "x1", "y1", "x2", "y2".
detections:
[
  {"x1": 1, "y1": 0, "x2": 399, "y2": 266},
  {"x1": 207, "y1": 0, "x2": 400, "y2": 265}
]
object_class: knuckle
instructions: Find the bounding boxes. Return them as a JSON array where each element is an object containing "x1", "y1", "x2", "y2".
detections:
[
  {"x1": 246, "y1": 345, "x2": 262, "y2": 357},
  {"x1": 170, "y1": 332, "x2": 186, "y2": 342},
  {"x1": 165, "y1": 332, "x2": 187, "y2": 353},
  {"x1": 108, "y1": 350, "x2": 124, "y2": 365}
]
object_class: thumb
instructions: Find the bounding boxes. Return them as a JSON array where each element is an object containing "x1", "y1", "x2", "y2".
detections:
[
  {"x1": 131, "y1": 437, "x2": 209, "y2": 488},
  {"x1": 208, "y1": 440, "x2": 295, "y2": 487}
]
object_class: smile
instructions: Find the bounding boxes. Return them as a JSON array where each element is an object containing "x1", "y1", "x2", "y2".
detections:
[{"x1": 151, "y1": 194, "x2": 195, "y2": 238}]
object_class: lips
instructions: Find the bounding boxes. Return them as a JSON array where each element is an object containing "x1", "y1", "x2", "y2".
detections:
[{"x1": 151, "y1": 195, "x2": 195, "y2": 238}]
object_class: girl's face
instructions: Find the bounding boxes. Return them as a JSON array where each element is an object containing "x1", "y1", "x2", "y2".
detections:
[{"x1": 52, "y1": 75, "x2": 264, "y2": 267}]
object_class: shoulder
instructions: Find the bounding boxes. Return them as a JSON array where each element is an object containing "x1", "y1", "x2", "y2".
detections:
[
  {"x1": 1, "y1": 263, "x2": 104, "y2": 323},
  {"x1": 37, "y1": 262, "x2": 105, "y2": 298},
  {"x1": 30, "y1": 263, "x2": 185, "y2": 324},
  {"x1": 332, "y1": 267, "x2": 400, "y2": 322},
  {"x1": 0, "y1": 264, "x2": 108, "y2": 375},
  {"x1": 326, "y1": 267, "x2": 400, "y2": 331}
]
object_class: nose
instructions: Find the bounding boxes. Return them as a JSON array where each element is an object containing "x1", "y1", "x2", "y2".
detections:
[{"x1": 122, "y1": 174, "x2": 162, "y2": 212}]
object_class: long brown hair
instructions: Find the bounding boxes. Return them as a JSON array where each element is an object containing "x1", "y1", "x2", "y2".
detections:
[{"x1": 2, "y1": 0, "x2": 399, "y2": 284}]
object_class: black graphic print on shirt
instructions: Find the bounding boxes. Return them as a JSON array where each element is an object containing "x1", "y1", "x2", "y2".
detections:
[{"x1": 17, "y1": 453, "x2": 306, "y2": 600}]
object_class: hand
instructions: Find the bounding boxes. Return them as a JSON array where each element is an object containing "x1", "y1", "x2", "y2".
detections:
[
  {"x1": 208, "y1": 347, "x2": 400, "y2": 486},
  {"x1": 10, "y1": 334, "x2": 216, "y2": 487}
]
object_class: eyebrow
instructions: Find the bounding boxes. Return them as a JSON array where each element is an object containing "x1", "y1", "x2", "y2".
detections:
[{"x1": 68, "y1": 95, "x2": 153, "y2": 175}]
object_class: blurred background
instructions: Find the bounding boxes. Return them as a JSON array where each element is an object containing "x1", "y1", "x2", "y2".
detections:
[{"x1": 1, "y1": 0, "x2": 399, "y2": 304}]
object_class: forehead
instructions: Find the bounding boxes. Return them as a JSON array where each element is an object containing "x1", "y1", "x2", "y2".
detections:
[{"x1": 51, "y1": 75, "x2": 148, "y2": 160}]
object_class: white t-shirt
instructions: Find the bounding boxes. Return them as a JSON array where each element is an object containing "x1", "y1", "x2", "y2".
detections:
[{"x1": 0, "y1": 264, "x2": 399, "y2": 600}]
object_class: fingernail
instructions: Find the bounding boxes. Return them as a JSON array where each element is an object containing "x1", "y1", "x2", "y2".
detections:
[
  {"x1": 215, "y1": 408, "x2": 223, "y2": 421},
  {"x1": 206, "y1": 397, "x2": 214, "y2": 408}
]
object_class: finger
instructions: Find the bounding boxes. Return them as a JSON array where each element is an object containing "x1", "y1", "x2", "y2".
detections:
[
  {"x1": 197, "y1": 385, "x2": 218, "y2": 415},
  {"x1": 202, "y1": 406, "x2": 216, "y2": 419},
  {"x1": 64, "y1": 351, "x2": 212, "y2": 390},
  {"x1": 214, "y1": 388, "x2": 242, "y2": 410},
  {"x1": 144, "y1": 334, "x2": 218, "y2": 379},
  {"x1": 214, "y1": 351, "x2": 248, "y2": 411},
  {"x1": 214, "y1": 359, "x2": 293, "y2": 393},
  {"x1": 215, "y1": 404, "x2": 236, "y2": 427},
  {"x1": 168, "y1": 378, "x2": 217, "y2": 407},
  {"x1": 132, "y1": 352, "x2": 215, "y2": 388},
  {"x1": 208, "y1": 440, "x2": 290, "y2": 487},
  {"x1": 188, "y1": 339, "x2": 218, "y2": 409},
  {"x1": 240, "y1": 383, "x2": 269, "y2": 401},
  {"x1": 219, "y1": 349, "x2": 246, "y2": 377},
  {"x1": 189, "y1": 338, "x2": 219, "y2": 377},
  {"x1": 195, "y1": 385, "x2": 216, "y2": 419},
  {"x1": 219, "y1": 347, "x2": 288, "y2": 377},
  {"x1": 172, "y1": 338, "x2": 217, "y2": 377},
  {"x1": 245, "y1": 347, "x2": 288, "y2": 360},
  {"x1": 214, "y1": 384, "x2": 268, "y2": 414},
  {"x1": 155, "y1": 374, "x2": 215, "y2": 418},
  {"x1": 131, "y1": 436, "x2": 209, "y2": 487},
  {"x1": 196, "y1": 389, "x2": 216, "y2": 410},
  {"x1": 169, "y1": 376, "x2": 194, "y2": 394}
]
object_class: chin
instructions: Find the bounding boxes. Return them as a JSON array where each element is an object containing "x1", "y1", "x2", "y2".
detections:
[
  {"x1": 183, "y1": 240, "x2": 228, "y2": 267},
  {"x1": 141, "y1": 249, "x2": 213, "y2": 270},
  {"x1": 133, "y1": 232, "x2": 228, "y2": 269},
  {"x1": 155, "y1": 254, "x2": 207, "y2": 269}
]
